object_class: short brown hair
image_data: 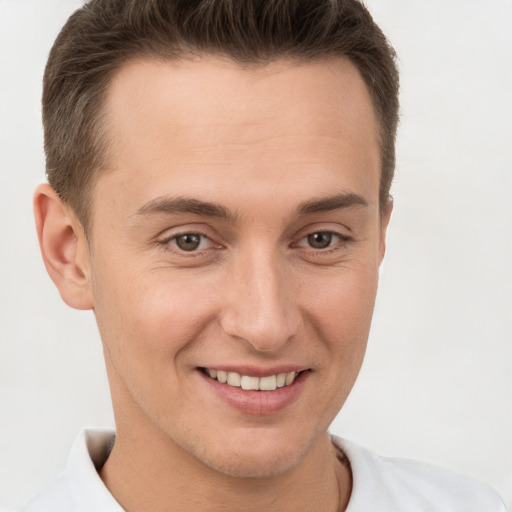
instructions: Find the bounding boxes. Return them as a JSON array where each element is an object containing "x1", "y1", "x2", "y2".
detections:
[{"x1": 43, "y1": 0, "x2": 399, "y2": 229}]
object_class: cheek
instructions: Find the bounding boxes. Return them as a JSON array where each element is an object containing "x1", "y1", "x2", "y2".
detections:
[
  {"x1": 291, "y1": 266, "x2": 379, "y2": 429},
  {"x1": 91, "y1": 266, "x2": 217, "y2": 421},
  {"x1": 303, "y1": 264, "x2": 379, "y2": 359},
  {"x1": 91, "y1": 259, "x2": 220, "y2": 374}
]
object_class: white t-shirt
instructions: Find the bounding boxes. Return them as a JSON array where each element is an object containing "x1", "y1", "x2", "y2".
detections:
[{"x1": 21, "y1": 428, "x2": 508, "y2": 512}]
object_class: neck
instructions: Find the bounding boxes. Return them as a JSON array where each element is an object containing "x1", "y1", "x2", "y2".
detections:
[{"x1": 100, "y1": 419, "x2": 351, "y2": 512}]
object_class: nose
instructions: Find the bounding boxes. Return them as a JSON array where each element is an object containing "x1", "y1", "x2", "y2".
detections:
[{"x1": 219, "y1": 248, "x2": 301, "y2": 353}]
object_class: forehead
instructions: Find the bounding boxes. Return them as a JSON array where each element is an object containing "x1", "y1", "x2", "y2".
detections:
[
  {"x1": 105, "y1": 55, "x2": 377, "y2": 147},
  {"x1": 96, "y1": 55, "x2": 380, "y2": 219}
]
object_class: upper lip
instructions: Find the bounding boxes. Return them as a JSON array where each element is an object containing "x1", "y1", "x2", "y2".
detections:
[{"x1": 198, "y1": 365, "x2": 310, "y2": 377}]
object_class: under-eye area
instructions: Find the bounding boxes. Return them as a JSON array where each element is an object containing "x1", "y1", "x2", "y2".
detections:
[{"x1": 198, "y1": 368, "x2": 309, "y2": 391}]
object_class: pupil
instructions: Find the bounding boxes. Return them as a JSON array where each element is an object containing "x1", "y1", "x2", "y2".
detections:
[
  {"x1": 176, "y1": 234, "x2": 201, "y2": 251},
  {"x1": 308, "y1": 232, "x2": 332, "y2": 249}
]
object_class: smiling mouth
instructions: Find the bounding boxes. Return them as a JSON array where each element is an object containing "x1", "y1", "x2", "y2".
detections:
[{"x1": 199, "y1": 367, "x2": 303, "y2": 391}]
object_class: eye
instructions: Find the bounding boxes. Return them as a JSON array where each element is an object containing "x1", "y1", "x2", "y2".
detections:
[
  {"x1": 296, "y1": 231, "x2": 344, "y2": 250},
  {"x1": 306, "y1": 232, "x2": 335, "y2": 249},
  {"x1": 169, "y1": 233, "x2": 212, "y2": 252}
]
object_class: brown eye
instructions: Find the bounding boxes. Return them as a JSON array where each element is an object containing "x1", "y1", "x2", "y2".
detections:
[
  {"x1": 175, "y1": 234, "x2": 202, "y2": 251},
  {"x1": 307, "y1": 232, "x2": 333, "y2": 249}
]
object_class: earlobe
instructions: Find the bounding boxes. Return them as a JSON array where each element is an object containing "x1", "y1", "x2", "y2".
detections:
[
  {"x1": 379, "y1": 196, "x2": 394, "y2": 263},
  {"x1": 34, "y1": 183, "x2": 93, "y2": 310}
]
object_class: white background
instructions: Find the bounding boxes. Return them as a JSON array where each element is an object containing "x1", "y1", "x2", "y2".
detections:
[{"x1": 0, "y1": 0, "x2": 511, "y2": 510}]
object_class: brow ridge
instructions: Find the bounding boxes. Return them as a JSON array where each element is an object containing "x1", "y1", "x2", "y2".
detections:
[
  {"x1": 297, "y1": 193, "x2": 368, "y2": 215},
  {"x1": 134, "y1": 196, "x2": 235, "y2": 220},
  {"x1": 134, "y1": 192, "x2": 368, "y2": 222}
]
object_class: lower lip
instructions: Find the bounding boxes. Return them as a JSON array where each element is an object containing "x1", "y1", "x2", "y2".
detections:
[{"x1": 198, "y1": 370, "x2": 310, "y2": 416}]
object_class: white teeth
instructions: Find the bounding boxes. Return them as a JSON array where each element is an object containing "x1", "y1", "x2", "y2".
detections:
[
  {"x1": 205, "y1": 368, "x2": 300, "y2": 390},
  {"x1": 276, "y1": 373, "x2": 286, "y2": 388},
  {"x1": 259, "y1": 375, "x2": 277, "y2": 391},
  {"x1": 285, "y1": 372, "x2": 296, "y2": 386},
  {"x1": 241, "y1": 375, "x2": 259, "y2": 390},
  {"x1": 227, "y1": 372, "x2": 241, "y2": 387}
]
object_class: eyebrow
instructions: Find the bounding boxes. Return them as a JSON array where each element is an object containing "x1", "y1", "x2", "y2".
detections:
[
  {"x1": 134, "y1": 196, "x2": 236, "y2": 221},
  {"x1": 133, "y1": 192, "x2": 368, "y2": 221},
  {"x1": 297, "y1": 193, "x2": 368, "y2": 215}
]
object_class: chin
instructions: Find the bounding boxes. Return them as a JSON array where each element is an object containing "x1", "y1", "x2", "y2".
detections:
[
  {"x1": 203, "y1": 446, "x2": 306, "y2": 479},
  {"x1": 184, "y1": 428, "x2": 318, "y2": 479}
]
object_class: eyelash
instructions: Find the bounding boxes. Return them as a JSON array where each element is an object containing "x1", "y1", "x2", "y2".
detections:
[
  {"x1": 156, "y1": 230, "x2": 352, "y2": 257},
  {"x1": 293, "y1": 231, "x2": 353, "y2": 254},
  {"x1": 157, "y1": 232, "x2": 218, "y2": 256}
]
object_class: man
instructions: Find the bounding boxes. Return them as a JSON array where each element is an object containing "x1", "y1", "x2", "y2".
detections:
[{"x1": 22, "y1": 0, "x2": 507, "y2": 510}]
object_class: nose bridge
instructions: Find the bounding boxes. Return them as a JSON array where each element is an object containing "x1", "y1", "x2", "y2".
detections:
[{"x1": 220, "y1": 244, "x2": 299, "y2": 351}]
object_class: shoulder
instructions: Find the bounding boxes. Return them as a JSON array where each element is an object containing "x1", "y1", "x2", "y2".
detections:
[{"x1": 332, "y1": 436, "x2": 509, "y2": 512}]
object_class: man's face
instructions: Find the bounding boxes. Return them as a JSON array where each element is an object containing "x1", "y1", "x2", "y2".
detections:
[{"x1": 86, "y1": 56, "x2": 388, "y2": 477}]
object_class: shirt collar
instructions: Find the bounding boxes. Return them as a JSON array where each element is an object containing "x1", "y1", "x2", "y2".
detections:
[{"x1": 63, "y1": 428, "x2": 123, "y2": 511}]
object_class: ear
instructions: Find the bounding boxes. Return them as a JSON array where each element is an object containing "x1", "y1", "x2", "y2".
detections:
[
  {"x1": 34, "y1": 183, "x2": 93, "y2": 310},
  {"x1": 379, "y1": 196, "x2": 393, "y2": 263}
]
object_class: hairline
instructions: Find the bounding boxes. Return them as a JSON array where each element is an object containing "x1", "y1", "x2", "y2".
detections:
[{"x1": 79, "y1": 51, "x2": 391, "y2": 235}]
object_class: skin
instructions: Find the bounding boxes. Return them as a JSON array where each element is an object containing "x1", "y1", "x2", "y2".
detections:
[{"x1": 35, "y1": 56, "x2": 392, "y2": 512}]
